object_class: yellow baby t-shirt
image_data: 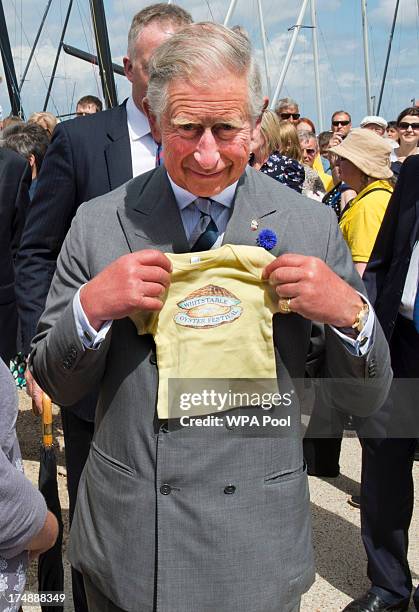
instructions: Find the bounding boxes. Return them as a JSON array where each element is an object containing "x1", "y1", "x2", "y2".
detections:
[{"x1": 130, "y1": 244, "x2": 279, "y2": 418}]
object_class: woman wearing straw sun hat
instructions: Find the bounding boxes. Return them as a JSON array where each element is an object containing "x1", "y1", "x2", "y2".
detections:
[{"x1": 329, "y1": 128, "x2": 394, "y2": 277}]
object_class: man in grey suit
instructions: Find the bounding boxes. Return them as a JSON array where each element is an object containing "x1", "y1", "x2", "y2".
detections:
[{"x1": 30, "y1": 23, "x2": 391, "y2": 612}]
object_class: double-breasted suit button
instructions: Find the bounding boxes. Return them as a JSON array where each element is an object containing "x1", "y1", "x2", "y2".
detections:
[
  {"x1": 160, "y1": 484, "x2": 172, "y2": 495},
  {"x1": 62, "y1": 359, "x2": 71, "y2": 369},
  {"x1": 69, "y1": 345, "x2": 78, "y2": 358},
  {"x1": 224, "y1": 484, "x2": 236, "y2": 494}
]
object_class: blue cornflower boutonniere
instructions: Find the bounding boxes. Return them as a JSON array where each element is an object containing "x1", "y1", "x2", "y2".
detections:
[{"x1": 256, "y1": 228, "x2": 277, "y2": 251}]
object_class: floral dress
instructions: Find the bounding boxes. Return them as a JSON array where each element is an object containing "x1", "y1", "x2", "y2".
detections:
[{"x1": 260, "y1": 153, "x2": 305, "y2": 194}]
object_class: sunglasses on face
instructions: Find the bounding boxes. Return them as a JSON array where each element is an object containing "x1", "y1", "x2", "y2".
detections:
[
  {"x1": 332, "y1": 120, "x2": 350, "y2": 127},
  {"x1": 302, "y1": 148, "x2": 316, "y2": 156},
  {"x1": 280, "y1": 112, "x2": 300, "y2": 120},
  {"x1": 398, "y1": 122, "x2": 419, "y2": 131}
]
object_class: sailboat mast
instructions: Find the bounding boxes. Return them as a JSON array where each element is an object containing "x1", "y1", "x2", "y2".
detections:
[
  {"x1": 310, "y1": 0, "x2": 323, "y2": 132},
  {"x1": 256, "y1": 0, "x2": 271, "y2": 98},
  {"x1": 377, "y1": 0, "x2": 399, "y2": 115},
  {"x1": 0, "y1": 0, "x2": 24, "y2": 117},
  {"x1": 89, "y1": 0, "x2": 118, "y2": 108},
  {"x1": 270, "y1": 0, "x2": 310, "y2": 110},
  {"x1": 361, "y1": 0, "x2": 373, "y2": 115},
  {"x1": 223, "y1": 0, "x2": 239, "y2": 26}
]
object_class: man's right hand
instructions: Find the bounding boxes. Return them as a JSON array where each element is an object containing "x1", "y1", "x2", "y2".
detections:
[
  {"x1": 80, "y1": 249, "x2": 172, "y2": 331},
  {"x1": 25, "y1": 368, "x2": 45, "y2": 415}
]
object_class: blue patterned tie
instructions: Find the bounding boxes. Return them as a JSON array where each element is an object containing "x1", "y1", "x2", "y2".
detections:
[
  {"x1": 413, "y1": 283, "x2": 419, "y2": 333},
  {"x1": 190, "y1": 198, "x2": 219, "y2": 252}
]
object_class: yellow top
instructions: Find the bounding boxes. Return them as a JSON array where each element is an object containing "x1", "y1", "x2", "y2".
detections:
[
  {"x1": 339, "y1": 180, "x2": 393, "y2": 263},
  {"x1": 130, "y1": 244, "x2": 279, "y2": 418},
  {"x1": 313, "y1": 154, "x2": 334, "y2": 192}
]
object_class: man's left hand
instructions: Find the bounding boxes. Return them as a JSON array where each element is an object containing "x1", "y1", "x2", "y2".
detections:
[{"x1": 263, "y1": 253, "x2": 363, "y2": 328}]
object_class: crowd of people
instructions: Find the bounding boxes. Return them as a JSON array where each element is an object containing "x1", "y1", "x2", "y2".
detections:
[{"x1": 0, "y1": 3, "x2": 418, "y2": 612}]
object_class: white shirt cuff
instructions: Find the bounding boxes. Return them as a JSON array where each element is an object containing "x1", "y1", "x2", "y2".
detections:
[
  {"x1": 73, "y1": 286, "x2": 112, "y2": 350},
  {"x1": 330, "y1": 292, "x2": 375, "y2": 356}
]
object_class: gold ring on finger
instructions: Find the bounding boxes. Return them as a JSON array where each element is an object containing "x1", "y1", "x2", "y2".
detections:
[{"x1": 278, "y1": 297, "x2": 292, "y2": 314}]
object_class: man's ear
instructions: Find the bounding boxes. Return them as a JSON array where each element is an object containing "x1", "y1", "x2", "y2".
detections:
[
  {"x1": 143, "y1": 98, "x2": 162, "y2": 143},
  {"x1": 123, "y1": 55, "x2": 134, "y2": 83},
  {"x1": 28, "y1": 153, "x2": 35, "y2": 168}
]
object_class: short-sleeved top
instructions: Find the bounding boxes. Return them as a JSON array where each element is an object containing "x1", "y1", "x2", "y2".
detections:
[
  {"x1": 339, "y1": 180, "x2": 393, "y2": 263},
  {"x1": 0, "y1": 359, "x2": 47, "y2": 612},
  {"x1": 130, "y1": 244, "x2": 279, "y2": 419}
]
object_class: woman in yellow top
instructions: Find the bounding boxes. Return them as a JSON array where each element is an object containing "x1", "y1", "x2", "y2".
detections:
[{"x1": 329, "y1": 128, "x2": 394, "y2": 277}]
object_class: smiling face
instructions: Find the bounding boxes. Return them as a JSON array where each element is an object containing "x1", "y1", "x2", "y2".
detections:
[
  {"x1": 397, "y1": 114, "x2": 419, "y2": 147},
  {"x1": 147, "y1": 74, "x2": 258, "y2": 196}
]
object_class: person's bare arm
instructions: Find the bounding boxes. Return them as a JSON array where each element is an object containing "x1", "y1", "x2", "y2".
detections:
[
  {"x1": 26, "y1": 510, "x2": 58, "y2": 560},
  {"x1": 355, "y1": 262, "x2": 367, "y2": 277}
]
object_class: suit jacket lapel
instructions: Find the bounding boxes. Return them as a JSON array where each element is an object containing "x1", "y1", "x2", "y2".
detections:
[
  {"x1": 105, "y1": 102, "x2": 133, "y2": 190},
  {"x1": 117, "y1": 167, "x2": 189, "y2": 254},
  {"x1": 223, "y1": 167, "x2": 290, "y2": 256}
]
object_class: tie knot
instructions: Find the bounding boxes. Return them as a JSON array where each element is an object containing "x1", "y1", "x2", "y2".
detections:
[{"x1": 194, "y1": 197, "x2": 212, "y2": 216}]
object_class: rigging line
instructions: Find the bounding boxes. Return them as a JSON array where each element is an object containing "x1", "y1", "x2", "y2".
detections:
[
  {"x1": 75, "y1": 0, "x2": 102, "y2": 95},
  {"x1": 43, "y1": 0, "x2": 73, "y2": 112},
  {"x1": 7, "y1": 0, "x2": 60, "y2": 114},
  {"x1": 205, "y1": 0, "x2": 215, "y2": 22},
  {"x1": 76, "y1": 0, "x2": 94, "y2": 54},
  {"x1": 318, "y1": 24, "x2": 345, "y2": 108},
  {"x1": 19, "y1": 0, "x2": 53, "y2": 92}
]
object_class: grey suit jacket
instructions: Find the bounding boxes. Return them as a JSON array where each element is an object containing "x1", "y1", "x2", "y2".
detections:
[{"x1": 30, "y1": 167, "x2": 391, "y2": 612}]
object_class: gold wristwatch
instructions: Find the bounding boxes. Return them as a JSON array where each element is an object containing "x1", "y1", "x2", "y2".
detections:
[{"x1": 351, "y1": 302, "x2": 370, "y2": 334}]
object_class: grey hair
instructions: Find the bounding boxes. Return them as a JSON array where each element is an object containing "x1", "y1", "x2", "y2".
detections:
[
  {"x1": 298, "y1": 130, "x2": 319, "y2": 150},
  {"x1": 127, "y1": 3, "x2": 192, "y2": 61},
  {"x1": 146, "y1": 22, "x2": 264, "y2": 124},
  {"x1": 275, "y1": 97, "x2": 299, "y2": 113}
]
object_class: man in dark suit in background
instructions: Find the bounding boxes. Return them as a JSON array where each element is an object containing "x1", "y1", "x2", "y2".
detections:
[
  {"x1": 15, "y1": 5, "x2": 192, "y2": 611},
  {"x1": 343, "y1": 155, "x2": 419, "y2": 612},
  {"x1": 0, "y1": 147, "x2": 31, "y2": 364}
]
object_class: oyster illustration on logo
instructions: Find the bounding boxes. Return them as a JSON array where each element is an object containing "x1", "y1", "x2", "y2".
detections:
[{"x1": 174, "y1": 284, "x2": 242, "y2": 329}]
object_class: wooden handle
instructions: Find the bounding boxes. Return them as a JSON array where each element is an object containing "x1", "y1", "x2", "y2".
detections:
[{"x1": 42, "y1": 393, "x2": 53, "y2": 447}]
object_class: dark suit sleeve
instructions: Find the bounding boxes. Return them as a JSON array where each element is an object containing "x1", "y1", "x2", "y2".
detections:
[
  {"x1": 14, "y1": 123, "x2": 78, "y2": 355},
  {"x1": 0, "y1": 149, "x2": 31, "y2": 362}
]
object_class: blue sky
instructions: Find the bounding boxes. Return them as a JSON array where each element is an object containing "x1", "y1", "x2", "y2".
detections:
[{"x1": 1, "y1": 0, "x2": 418, "y2": 130}]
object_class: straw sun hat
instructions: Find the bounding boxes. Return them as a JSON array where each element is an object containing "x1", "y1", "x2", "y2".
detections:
[{"x1": 329, "y1": 127, "x2": 393, "y2": 179}]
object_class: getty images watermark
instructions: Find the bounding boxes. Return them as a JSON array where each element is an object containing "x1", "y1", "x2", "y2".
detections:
[
  {"x1": 179, "y1": 389, "x2": 293, "y2": 428},
  {"x1": 167, "y1": 380, "x2": 298, "y2": 431}
]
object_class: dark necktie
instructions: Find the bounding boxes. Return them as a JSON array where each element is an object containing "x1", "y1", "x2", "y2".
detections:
[{"x1": 189, "y1": 198, "x2": 219, "y2": 252}]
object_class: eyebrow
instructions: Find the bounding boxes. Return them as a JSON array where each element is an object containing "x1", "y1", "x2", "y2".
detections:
[{"x1": 172, "y1": 117, "x2": 244, "y2": 129}]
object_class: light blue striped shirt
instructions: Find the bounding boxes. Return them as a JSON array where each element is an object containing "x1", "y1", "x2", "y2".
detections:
[{"x1": 167, "y1": 173, "x2": 237, "y2": 242}]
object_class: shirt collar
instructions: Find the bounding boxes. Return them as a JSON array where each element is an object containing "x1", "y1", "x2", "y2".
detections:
[
  {"x1": 126, "y1": 96, "x2": 151, "y2": 141},
  {"x1": 167, "y1": 172, "x2": 238, "y2": 210}
]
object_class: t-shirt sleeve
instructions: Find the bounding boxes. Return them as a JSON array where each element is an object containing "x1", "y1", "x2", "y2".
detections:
[{"x1": 0, "y1": 448, "x2": 47, "y2": 559}]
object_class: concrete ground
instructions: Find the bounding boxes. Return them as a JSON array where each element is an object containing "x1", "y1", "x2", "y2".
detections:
[{"x1": 17, "y1": 391, "x2": 418, "y2": 612}]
